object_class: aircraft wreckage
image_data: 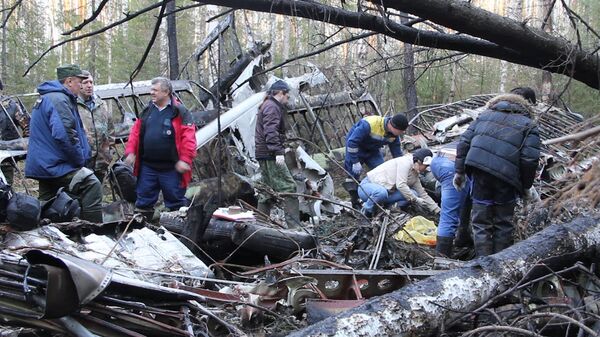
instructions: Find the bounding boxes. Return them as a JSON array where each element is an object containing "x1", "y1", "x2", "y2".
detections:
[{"x1": 1, "y1": 14, "x2": 599, "y2": 337}]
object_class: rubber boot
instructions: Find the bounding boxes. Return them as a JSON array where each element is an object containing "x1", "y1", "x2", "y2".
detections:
[
  {"x1": 454, "y1": 198, "x2": 474, "y2": 248},
  {"x1": 492, "y1": 203, "x2": 515, "y2": 254},
  {"x1": 436, "y1": 236, "x2": 454, "y2": 257},
  {"x1": 471, "y1": 204, "x2": 494, "y2": 257},
  {"x1": 343, "y1": 180, "x2": 361, "y2": 209},
  {"x1": 284, "y1": 197, "x2": 301, "y2": 229}
]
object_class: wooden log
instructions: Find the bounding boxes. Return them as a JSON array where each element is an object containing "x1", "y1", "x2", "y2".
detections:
[{"x1": 288, "y1": 216, "x2": 600, "y2": 337}]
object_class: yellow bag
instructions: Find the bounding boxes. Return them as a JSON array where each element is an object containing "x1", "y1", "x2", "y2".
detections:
[{"x1": 393, "y1": 216, "x2": 437, "y2": 246}]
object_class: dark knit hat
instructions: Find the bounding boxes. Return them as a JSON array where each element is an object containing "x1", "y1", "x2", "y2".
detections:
[
  {"x1": 390, "y1": 113, "x2": 408, "y2": 130},
  {"x1": 413, "y1": 148, "x2": 433, "y2": 165},
  {"x1": 510, "y1": 86, "x2": 536, "y2": 105},
  {"x1": 269, "y1": 80, "x2": 290, "y2": 93}
]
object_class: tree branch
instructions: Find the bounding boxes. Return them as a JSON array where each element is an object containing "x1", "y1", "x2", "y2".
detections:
[
  {"x1": 373, "y1": 0, "x2": 600, "y2": 88},
  {"x1": 231, "y1": 32, "x2": 376, "y2": 93},
  {"x1": 127, "y1": 1, "x2": 168, "y2": 85},
  {"x1": 0, "y1": 0, "x2": 22, "y2": 29},
  {"x1": 62, "y1": 0, "x2": 110, "y2": 35},
  {"x1": 23, "y1": 1, "x2": 167, "y2": 76},
  {"x1": 192, "y1": 0, "x2": 599, "y2": 89}
]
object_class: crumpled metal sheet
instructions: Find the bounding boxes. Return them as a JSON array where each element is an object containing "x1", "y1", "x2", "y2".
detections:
[
  {"x1": 25, "y1": 250, "x2": 112, "y2": 318},
  {"x1": 2, "y1": 225, "x2": 213, "y2": 284}
]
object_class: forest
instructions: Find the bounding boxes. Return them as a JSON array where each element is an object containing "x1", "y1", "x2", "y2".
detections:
[
  {"x1": 1, "y1": 0, "x2": 598, "y2": 116},
  {"x1": 0, "y1": 1, "x2": 599, "y2": 336}
]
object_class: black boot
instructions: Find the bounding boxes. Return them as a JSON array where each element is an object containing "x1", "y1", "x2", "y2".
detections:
[
  {"x1": 343, "y1": 180, "x2": 361, "y2": 209},
  {"x1": 472, "y1": 204, "x2": 494, "y2": 257},
  {"x1": 349, "y1": 190, "x2": 361, "y2": 209},
  {"x1": 454, "y1": 198, "x2": 474, "y2": 248},
  {"x1": 492, "y1": 202, "x2": 516, "y2": 253},
  {"x1": 436, "y1": 236, "x2": 454, "y2": 257}
]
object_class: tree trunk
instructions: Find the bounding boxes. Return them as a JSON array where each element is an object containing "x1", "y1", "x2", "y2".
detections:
[
  {"x1": 400, "y1": 13, "x2": 418, "y2": 130},
  {"x1": 541, "y1": 0, "x2": 554, "y2": 102},
  {"x1": 166, "y1": 0, "x2": 179, "y2": 80},
  {"x1": 190, "y1": 0, "x2": 600, "y2": 89},
  {"x1": 288, "y1": 216, "x2": 600, "y2": 337}
]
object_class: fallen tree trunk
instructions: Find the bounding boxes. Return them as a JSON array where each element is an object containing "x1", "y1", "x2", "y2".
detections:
[
  {"x1": 543, "y1": 125, "x2": 600, "y2": 145},
  {"x1": 288, "y1": 216, "x2": 600, "y2": 336}
]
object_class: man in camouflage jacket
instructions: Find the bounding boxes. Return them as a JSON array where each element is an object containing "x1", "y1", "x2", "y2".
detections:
[{"x1": 77, "y1": 71, "x2": 114, "y2": 183}]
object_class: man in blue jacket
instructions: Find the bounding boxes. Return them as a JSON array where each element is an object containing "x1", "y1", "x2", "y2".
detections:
[
  {"x1": 25, "y1": 64, "x2": 103, "y2": 223},
  {"x1": 344, "y1": 113, "x2": 408, "y2": 208},
  {"x1": 454, "y1": 87, "x2": 540, "y2": 257}
]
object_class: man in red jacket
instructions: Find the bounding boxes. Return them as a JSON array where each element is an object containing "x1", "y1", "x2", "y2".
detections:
[{"x1": 124, "y1": 77, "x2": 196, "y2": 214}]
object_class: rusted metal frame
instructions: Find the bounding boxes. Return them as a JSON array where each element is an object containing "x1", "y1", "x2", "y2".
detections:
[
  {"x1": 291, "y1": 268, "x2": 443, "y2": 299},
  {"x1": 0, "y1": 289, "x2": 26, "y2": 302},
  {"x1": 318, "y1": 107, "x2": 345, "y2": 149},
  {"x1": 180, "y1": 306, "x2": 195, "y2": 337},
  {"x1": 176, "y1": 286, "x2": 240, "y2": 303},
  {"x1": 0, "y1": 310, "x2": 65, "y2": 333},
  {"x1": 299, "y1": 92, "x2": 332, "y2": 153},
  {"x1": 75, "y1": 313, "x2": 146, "y2": 337},
  {"x1": 368, "y1": 217, "x2": 388, "y2": 270},
  {"x1": 97, "y1": 296, "x2": 182, "y2": 318},
  {"x1": 88, "y1": 304, "x2": 190, "y2": 336},
  {"x1": 240, "y1": 257, "x2": 353, "y2": 276}
]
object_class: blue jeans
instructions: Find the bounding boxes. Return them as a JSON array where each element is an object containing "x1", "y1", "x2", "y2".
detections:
[
  {"x1": 136, "y1": 163, "x2": 188, "y2": 210},
  {"x1": 344, "y1": 150, "x2": 385, "y2": 180},
  {"x1": 430, "y1": 156, "x2": 471, "y2": 238},
  {"x1": 357, "y1": 177, "x2": 411, "y2": 213}
]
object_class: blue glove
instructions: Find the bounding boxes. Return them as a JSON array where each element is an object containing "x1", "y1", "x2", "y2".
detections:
[{"x1": 352, "y1": 162, "x2": 363, "y2": 175}]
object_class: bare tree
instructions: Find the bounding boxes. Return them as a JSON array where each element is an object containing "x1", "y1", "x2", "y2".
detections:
[
  {"x1": 399, "y1": 12, "x2": 418, "y2": 127},
  {"x1": 166, "y1": 0, "x2": 180, "y2": 79},
  {"x1": 15, "y1": 0, "x2": 600, "y2": 90}
]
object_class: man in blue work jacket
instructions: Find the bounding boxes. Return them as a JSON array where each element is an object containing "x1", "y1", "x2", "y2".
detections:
[{"x1": 343, "y1": 113, "x2": 408, "y2": 208}]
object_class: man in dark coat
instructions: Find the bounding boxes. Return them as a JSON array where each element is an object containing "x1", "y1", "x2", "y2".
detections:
[
  {"x1": 454, "y1": 88, "x2": 541, "y2": 257},
  {"x1": 254, "y1": 80, "x2": 300, "y2": 228},
  {"x1": 25, "y1": 64, "x2": 103, "y2": 222}
]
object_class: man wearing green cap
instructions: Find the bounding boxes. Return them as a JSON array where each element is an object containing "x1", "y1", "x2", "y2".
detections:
[{"x1": 25, "y1": 64, "x2": 104, "y2": 223}]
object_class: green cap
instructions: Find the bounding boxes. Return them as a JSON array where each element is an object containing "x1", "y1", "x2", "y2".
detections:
[{"x1": 56, "y1": 64, "x2": 88, "y2": 80}]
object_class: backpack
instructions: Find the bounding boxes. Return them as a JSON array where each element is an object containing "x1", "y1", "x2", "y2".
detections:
[
  {"x1": 42, "y1": 188, "x2": 81, "y2": 223},
  {"x1": 109, "y1": 160, "x2": 137, "y2": 202},
  {"x1": 7, "y1": 193, "x2": 40, "y2": 230}
]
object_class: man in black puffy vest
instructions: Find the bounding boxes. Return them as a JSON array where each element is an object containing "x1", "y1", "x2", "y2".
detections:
[{"x1": 454, "y1": 87, "x2": 541, "y2": 257}]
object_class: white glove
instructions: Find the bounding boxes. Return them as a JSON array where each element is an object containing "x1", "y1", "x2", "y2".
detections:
[
  {"x1": 523, "y1": 186, "x2": 541, "y2": 202},
  {"x1": 453, "y1": 173, "x2": 466, "y2": 191},
  {"x1": 351, "y1": 162, "x2": 363, "y2": 175},
  {"x1": 275, "y1": 155, "x2": 286, "y2": 167},
  {"x1": 414, "y1": 197, "x2": 426, "y2": 206}
]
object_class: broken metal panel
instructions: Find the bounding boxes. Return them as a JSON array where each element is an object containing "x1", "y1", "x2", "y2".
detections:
[
  {"x1": 292, "y1": 268, "x2": 442, "y2": 300},
  {"x1": 2, "y1": 224, "x2": 214, "y2": 284}
]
